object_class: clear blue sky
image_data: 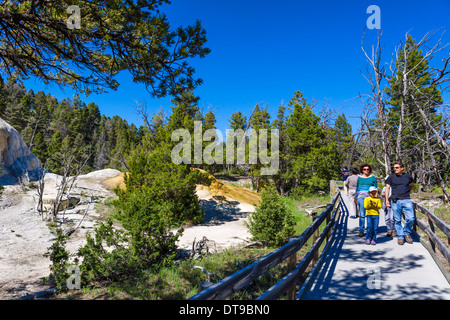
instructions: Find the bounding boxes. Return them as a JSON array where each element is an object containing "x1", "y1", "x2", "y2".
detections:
[{"x1": 24, "y1": 0, "x2": 450, "y2": 135}]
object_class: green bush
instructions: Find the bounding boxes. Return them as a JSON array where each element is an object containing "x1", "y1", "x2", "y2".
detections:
[
  {"x1": 246, "y1": 184, "x2": 295, "y2": 246},
  {"x1": 77, "y1": 219, "x2": 135, "y2": 284},
  {"x1": 44, "y1": 228, "x2": 71, "y2": 289},
  {"x1": 76, "y1": 141, "x2": 210, "y2": 285}
]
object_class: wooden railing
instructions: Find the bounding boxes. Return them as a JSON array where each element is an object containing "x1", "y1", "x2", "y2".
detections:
[
  {"x1": 189, "y1": 184, "x2": 347, "y2": 300},
  {"x1": 412, "y1": 202, "x2": 450, "y2": 282}
]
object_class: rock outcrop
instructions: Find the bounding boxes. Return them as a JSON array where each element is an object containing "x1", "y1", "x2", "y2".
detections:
[{"x1": 0, "y1": 118, "x2": 41, "y2": 185}]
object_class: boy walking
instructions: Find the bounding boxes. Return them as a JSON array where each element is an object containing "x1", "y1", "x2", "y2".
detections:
[
  {"x1": 364, "y1": 186, "x2": 382, "y2": 245},
  {"x1": 385, "y1": 161, "x2": 415, "y2": 245},
  {"x1": 381, "y1": 183, "x2": 395, "y2": 237}
]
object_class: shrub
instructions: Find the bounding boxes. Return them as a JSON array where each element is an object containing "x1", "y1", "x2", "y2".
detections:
[
  {"x1": 77, "y1": 219, "x2": 134, "y2": 284},
  {"x1": 246, "y1": 183, "x2": 295, "y2": 246},
  {"x1": 44, "y1": 228, "x2": 71, "y2": 289}
]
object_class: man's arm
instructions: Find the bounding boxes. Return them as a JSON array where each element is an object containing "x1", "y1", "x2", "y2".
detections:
[
  {"x1": 385, "y1": 184, "x2": 391, "y2": 207},
  {"x1": 408, "y1": 174, "x2": 415, "y2": 193}
]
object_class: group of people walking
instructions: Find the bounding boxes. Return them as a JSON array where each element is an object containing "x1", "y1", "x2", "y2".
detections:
[{"x1": 344, "y1": 162, "x2": 415, "y2": 246}]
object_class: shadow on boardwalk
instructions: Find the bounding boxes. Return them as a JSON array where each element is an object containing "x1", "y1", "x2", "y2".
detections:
[{"x1": 303, "y1": 195, "x2": 450, "y2": 300}]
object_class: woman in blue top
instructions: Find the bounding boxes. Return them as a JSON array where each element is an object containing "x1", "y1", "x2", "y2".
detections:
[{"x1": 354, "y1": 163, "x2": 378, "y2": 237}]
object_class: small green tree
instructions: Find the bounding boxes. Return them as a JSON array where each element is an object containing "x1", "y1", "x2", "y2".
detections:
[
  {"x1": 77, "y1": 219, "x2": 132, "y2": 284},
  {"x1": 43, "y1": 229, "x2": 71, "y2": 289},
  {"x1": 247, "y1": 184, "x2": 295, "y2": 246},
  {"x1": 284, "y1": 91, "x2": 341, "y2": 195}
]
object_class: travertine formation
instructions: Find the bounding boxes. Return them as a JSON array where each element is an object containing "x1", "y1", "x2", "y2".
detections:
[{"x1": 0, "y1": 118, "x2": 41, "y2": 184}]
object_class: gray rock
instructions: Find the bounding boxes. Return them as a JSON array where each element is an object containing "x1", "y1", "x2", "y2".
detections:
[{"x1": 0, "y1": 118, "x2": 42, "y2": 185}]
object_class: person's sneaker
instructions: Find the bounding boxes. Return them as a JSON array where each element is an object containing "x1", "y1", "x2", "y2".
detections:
[
  {"x1": 392, "y1": 231, "x2": 397, "y2": 237},
  {"x1": 405, "y1": 235, "x2": 413, "y2": 244},
  {"x1": 371, "y1": 240, "x2": 376, "y2": 245},
  {"x1": 358, "y1": 232, "x2": 365, "y2": 237},
  {"x1": 397, "y1": 238, "x2": 405, "y2": 245},
  {"x1": 365, "y1": 239, "x2": 371, "y2": 245},
  {"x1": 386, "y1": 232, "x2": 392, "y2": 237}
]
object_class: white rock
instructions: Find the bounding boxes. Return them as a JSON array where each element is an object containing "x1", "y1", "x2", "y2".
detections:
[{"x1": 0, "y1": 118, "x2": 41, "y2": 184}]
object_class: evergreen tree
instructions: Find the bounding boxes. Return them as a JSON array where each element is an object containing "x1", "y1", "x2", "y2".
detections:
[
  {"x1": 272, "y1": 104, "x2": 289, "y2": 195},
  {"x1": 0, "y1": 76, "x2": 7, "y2": 117},
  {"x1": 285, "y1": 91, "x2": 340, "y2": 195},
  {"x1": 228, "y1": 111, "x2": 247, "y2": 131},
  {"x1": 2, "y1": 76, "x2": 27, "y2": 132},
  {"x1": 247, "y1": 183, "x2": 295, "y2": 246},
  {"x1": 385, "y1": 34, "x2": 443, "y2": 166},
  {"x1": 249, "y1": 104, "x2": 271, "y2": 191},
  {"x1": 203, "y1": 110, "x2": 217, "y2": 131},
  {"x1": 333, "y1": 113, "x2": 354, "y2": 167}
]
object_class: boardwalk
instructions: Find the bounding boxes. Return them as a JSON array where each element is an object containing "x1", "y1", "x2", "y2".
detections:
[{"x1": 302, "y1": 188, "x2": 450, "y2": 300}]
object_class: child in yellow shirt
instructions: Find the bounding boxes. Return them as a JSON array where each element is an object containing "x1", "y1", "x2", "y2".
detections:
[{"x1": 364, "y1": 186, "x2": 382, "y2": 245}]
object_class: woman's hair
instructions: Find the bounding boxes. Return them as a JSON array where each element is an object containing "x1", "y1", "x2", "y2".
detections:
[
  {"x1": 359, "y1": 163, "x2": 372, "y2": 174},
  {"x1": 351, "y1": 167, "x2": 359, "y2": 175}
]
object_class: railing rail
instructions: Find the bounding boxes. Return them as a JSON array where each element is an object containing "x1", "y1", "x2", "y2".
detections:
[
  {"x1": 413, "y1": 202, "x2": 450, "y2": 266},
  {"x1": 189, "y1": 185, "x2": 346, "y2": 300}
]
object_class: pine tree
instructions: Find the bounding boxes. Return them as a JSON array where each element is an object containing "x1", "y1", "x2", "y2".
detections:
[
  {"x1": 203, "y1": 110, "x2": 216, "y2": 131},
  {"x1": 385, "y1": 34, "x2": 443, "y2": 165},
  {"x1": 285, "y1": 91, "x2": 340, "y2": 195},
  {"x1": 248, "y1": 105, "x2": 271, "y2": 191},
  {"x1": 0, "y1": 76, "x2": 7, "y2": 117},
  {"x1": 333, "y1": 113, "x2": 354, "y2": 167},
  {"x1": 2, "y1": 76, "x2": 27, "y2": 131},
  {"x1": 228, "y1": 111, "x2": 247, "y2": 131},
  {"x1": 247, "y1": 183, "x2": 295, "y2": 246},
  {"x1": 272, "y1": 104, "x2": 289, "y2": 195}
]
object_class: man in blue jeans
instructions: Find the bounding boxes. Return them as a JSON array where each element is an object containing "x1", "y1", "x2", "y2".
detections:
[{"x1": 384, "y1": 161, "x2": 415, "y2": 245}]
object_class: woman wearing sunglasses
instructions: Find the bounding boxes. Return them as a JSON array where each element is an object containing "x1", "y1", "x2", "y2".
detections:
[{"x1": 354, "y1": 163, "x2": 378, "y2": 237}]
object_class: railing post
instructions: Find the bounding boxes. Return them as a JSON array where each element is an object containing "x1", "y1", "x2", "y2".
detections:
[
  {"x1": 428, "y1": 215, "x2": 436, "y2": 252},
  {"x1": 312, "y1": 215, "x2": 319, "y2": 266},
  {"x1": 326, "y1": 205, "x2": 334, "y2": 243},
  {"x1": 286, "y1": 237, "x2": 297, "y2": 300}
]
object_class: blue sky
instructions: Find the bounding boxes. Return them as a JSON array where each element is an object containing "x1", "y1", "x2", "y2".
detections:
[{"x1": 24, "y1": 0, "x2": 450, "y2": 134}]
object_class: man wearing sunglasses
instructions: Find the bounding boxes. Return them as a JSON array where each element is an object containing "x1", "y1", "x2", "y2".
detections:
[{"x1": 384, "y1": 161, "x2": 415, "y2": 245}]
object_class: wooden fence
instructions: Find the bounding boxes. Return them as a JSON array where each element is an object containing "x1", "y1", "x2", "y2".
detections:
[
  {"x1": 189, "y1": 184, "x2": 347, "y2": 300},
  {"x1": 412, "y1": 202, "x2": 450, "y2": 282}
]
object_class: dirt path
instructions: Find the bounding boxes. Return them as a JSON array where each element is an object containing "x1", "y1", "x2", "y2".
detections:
[{"x1": 0, "y1": 170, "x2": 256, "y2": 299}]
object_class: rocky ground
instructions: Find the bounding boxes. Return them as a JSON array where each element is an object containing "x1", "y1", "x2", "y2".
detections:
[{"x1": 0, "y1": 169, "x2": 256, "y2": 299}]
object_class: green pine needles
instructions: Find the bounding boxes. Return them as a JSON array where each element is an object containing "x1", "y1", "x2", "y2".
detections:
[{"x1": 246, "y1": 184, "x2": 296, "y2": 247}]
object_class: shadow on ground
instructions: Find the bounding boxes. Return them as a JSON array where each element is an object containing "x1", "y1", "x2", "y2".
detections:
[{"x1": 303, "y1": 205, "x2": 450, "y2": 300}]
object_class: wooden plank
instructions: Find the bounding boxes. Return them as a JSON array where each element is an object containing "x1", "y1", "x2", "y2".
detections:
[
  {"x1": 189, "y1": 192, "x2": 340, "y2": 300},
  {"x1": 297, "y1": 203, "x2": 344, "y2": 300},
  {"x1": 415, "y1": 218, "x2": 450, "y2": 264},
  {"x1": 257, "y1": 207, "x2": 338, "y2": 300},
  {"x1": 189, "y1": 217, "x2": 318, "y2": 300},
  {"x1": 413, "y1": 202, "x2": 450, "y2": 239}
]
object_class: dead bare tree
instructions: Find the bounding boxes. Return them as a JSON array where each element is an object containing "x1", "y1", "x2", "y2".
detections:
[
  {"x1": 36, "y1": 159, "x2": 48, "y2": 221},
  {"x1": 399, "y1": 30, "x2": 450, "y2": 200},
  {"x1": 361, "y1": 29, "x2": 391, "y2": 176},
  {"x1": 50, "y1": 151, "x2": 92, "y2": 222}
]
